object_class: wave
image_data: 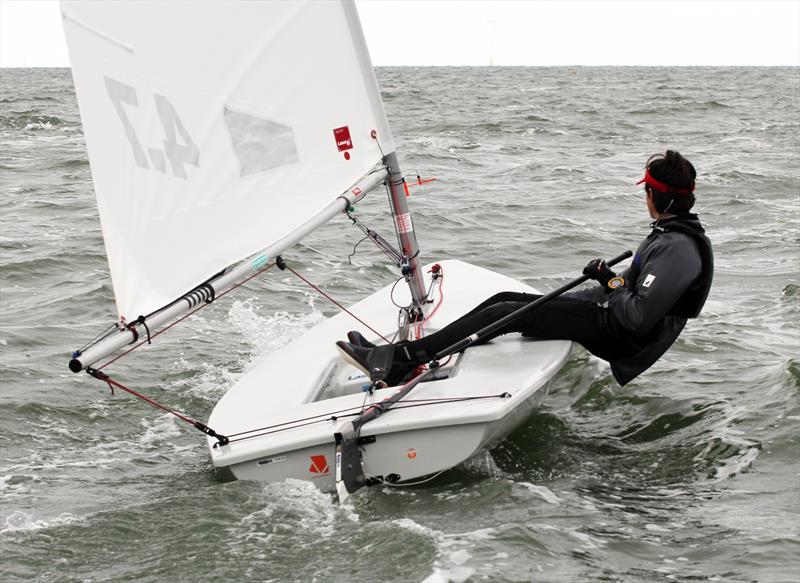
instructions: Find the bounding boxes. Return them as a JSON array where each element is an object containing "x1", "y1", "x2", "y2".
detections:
[
  {"x1": 52, "y1": 158, "x2": 90, "y2": 169},
  {"x1": 1, "y1": 510, "x2": 83, "y2": 535},
  {"x1": 0, "y1": 114, "x2": 67, "y2": 130},
  {"x1": 614, "y1": 401, "x2": 716, "y2": 444},
  {"x1": 788, "y1": 359, "x2": 800, "y2": 388},
  {"x1": 627, "y1": 100, "x2": 733, "y2": 115},
  {"x1": 0, "y1": 96, "x2": 58, "y2": 104}
]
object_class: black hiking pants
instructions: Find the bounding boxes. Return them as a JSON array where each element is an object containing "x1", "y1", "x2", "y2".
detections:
[{"x1": 405, "y1": 291, "x2": 641, "y2": 363}]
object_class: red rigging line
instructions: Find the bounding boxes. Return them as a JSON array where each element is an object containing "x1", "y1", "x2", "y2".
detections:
[
  {"x1": 415, "y1": 263, "x2": 444, "y2": 340},
  {"x1": 402, "y1": 175, "x2": 438, "y2": 197},
  {"x1": 87, "y1": 367, "x2": 229, "y2": 446},
  {"x1": 284, "y1": 265, "x2": 392, "y2": 344}
]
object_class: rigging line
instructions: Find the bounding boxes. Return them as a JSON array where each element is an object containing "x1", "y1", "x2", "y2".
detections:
[
  {"x1": 226, "y1": 412, "x2": 362, "y2": 445},
  {"x1": 284, "y1": 264, "x2": 391, "y2": 344},
  {"x1": 224, "y1": 393, "x2": 510, "y2": 444},
  {"x1": 389, "y1": 276, "x2": 411, "y2": 310},
  {"x1": 415, "y1": 265, "x2": 445, "y2": 340},
  {"x1": 390, "y1": 393, "x2": 510, "y2": 406},
  {"x1": 364, "y1": 467, "x2": 450, "y2": 488},
  {"x1": 346, "y1": 212, "x2": 403, "y2": 266},
  {"x1": 347, "y1": 235, "x2": 371, "y2": 265},
  {"x1": 77, "y1": 322, "x2": 120, "y2": 353},
  {"x1": 85, "y1": 368, "x2": 228, "y2": 446},
  {"x1": 225, "y1": 402, "x2": 372, "y2": 439},
  {"x1": 97, "y1": 262, "x2": 277, "y2": 371},
  {"x1": 353, "y1": 380, "x2": 374, "y2": 445}
]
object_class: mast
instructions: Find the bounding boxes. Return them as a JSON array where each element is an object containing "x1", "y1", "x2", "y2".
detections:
[
  {"x1": 339, "y1": 1, "x2": 426, "y2": 315},
  {"x1": 383, "y1": 151, "x2": 427, "y2": 315}
]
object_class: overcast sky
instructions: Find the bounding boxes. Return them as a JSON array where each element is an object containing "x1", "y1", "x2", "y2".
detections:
[{"x1": 1, "y1": 0, "x2": 799, "y2": 67}]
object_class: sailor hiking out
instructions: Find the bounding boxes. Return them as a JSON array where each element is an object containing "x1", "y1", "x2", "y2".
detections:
[{"x1": 337, "y1": 150, "x2": 714, "y2": 386}]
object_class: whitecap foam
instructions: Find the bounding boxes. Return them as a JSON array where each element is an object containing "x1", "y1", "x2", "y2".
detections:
[
  {"x1": 24, "y1": 121, "x2": 53, "y2": 131},
  {"x1": 138, "y1": 413, "x2": 183, "y2": 448},
  {"x1": 227, "y1": 297, "x2": 325, "y2": 369},
  {"x1": 422, "y1": 565, "x2": 475, "y2": 583},
  {"x1": 392, "y1": 517, "x2": 496, "y2": 583},
  {"x1": 517, "y1": 481, "x2": 561, "y2": 504},
  {"x1": 567, "y1": 529, "x2": 607, "y2": 550},
  {"x1": 0, "y1": 473, "x2": 43, "y2": 500},
  {"x1": 1, "y1": 510, "x2": 82, "y2": 534},
  {"x1": 246, "y1": 478, "x2": 356, "y2": 538},
  {"x1": 709, "y1": 446, "x2": 760, "y2": 482},
  {"x1": 461, "y1": 450, "x2": 505, "y2": 477}
]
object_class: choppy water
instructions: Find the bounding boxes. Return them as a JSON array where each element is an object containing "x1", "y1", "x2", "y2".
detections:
[{"x1": 1, "y1": 66, "x2": 798, "y2": 583}]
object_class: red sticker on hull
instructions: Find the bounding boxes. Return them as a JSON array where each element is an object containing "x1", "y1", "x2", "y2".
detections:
[{"x1": 309, "y1": 454, "x2": 330, "y2": 476}]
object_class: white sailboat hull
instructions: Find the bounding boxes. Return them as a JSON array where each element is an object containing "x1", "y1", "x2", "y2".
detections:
[{"x1": 207, "y1": 260, "x2": 571, "y2": 491}]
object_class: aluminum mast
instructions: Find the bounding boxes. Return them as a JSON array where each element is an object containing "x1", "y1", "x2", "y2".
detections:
[{"x1": 383, "y1": 151, "x2": 427, "y2": 314}]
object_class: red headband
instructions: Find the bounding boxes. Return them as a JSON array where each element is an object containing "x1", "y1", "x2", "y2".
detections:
[{"x1": 636, "y1": 168, "x2": 695, "y2": 195}]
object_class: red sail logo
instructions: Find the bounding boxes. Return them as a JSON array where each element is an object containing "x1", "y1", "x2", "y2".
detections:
[
  {"x1": 333, "y1": 126, "x2": 353, "y2": 151},
  {"x1": 309, "y1": 454, "x2": 330, "y2": 476}
]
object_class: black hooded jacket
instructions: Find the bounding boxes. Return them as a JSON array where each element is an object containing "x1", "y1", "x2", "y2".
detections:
[{"x1": 605, "y1": 213, "x2": 713, "y2": 385}]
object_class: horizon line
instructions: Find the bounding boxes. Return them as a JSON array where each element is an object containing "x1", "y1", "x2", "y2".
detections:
[{"x1": 2, "y1": 64, "x2": 799, "y2": 69}]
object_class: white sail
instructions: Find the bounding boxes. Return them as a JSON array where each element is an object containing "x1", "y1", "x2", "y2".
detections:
[{"x1": 61, "y1": 0, "x2": 394, "y2": 321}]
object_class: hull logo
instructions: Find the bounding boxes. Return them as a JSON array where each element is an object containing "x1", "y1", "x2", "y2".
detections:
[
  {"x1": 406, "y1": 448, "x2": 417, "y2": 459},
  {"x1": 309, "y1": 454, "x2": 330, "y2": 476},
  {"x1": 257, "y1": 455, "x2": 286, "y2": 466}
]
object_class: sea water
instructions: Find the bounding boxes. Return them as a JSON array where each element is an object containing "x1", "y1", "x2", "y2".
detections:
[{"x1": 1, "y1": 67, "x2": 798, "y2": 582}]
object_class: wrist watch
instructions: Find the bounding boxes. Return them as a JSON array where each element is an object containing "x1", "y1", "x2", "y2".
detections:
[{"x1": 606, "y1": 276, "x2": 625, "y2": 290}]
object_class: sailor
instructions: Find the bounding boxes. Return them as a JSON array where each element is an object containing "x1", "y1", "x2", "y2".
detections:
[{"x1": 337, "y1": 150, "x2": 713, "y2": 386}]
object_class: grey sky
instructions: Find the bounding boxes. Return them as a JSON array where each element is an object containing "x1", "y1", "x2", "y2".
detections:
[{"x1": 1, "y1": 0, "x2": 799, "y2": 67}]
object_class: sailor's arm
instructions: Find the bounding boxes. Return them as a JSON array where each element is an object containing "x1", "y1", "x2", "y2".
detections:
[{"x1": 608, "y1": 236, "x2": 701, "y2": 336}]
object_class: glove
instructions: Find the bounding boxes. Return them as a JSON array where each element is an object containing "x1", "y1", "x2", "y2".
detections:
[{"x1": 583, "y1": 258, "x2": 624, "y2": 293}]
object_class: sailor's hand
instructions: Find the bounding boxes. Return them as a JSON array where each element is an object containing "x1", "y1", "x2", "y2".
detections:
[
  {"x1": 583, "y1": 258, "x2": 623, "y2": 292},
  {"x1": 583, "y1": 258, "x2": 608, "y2": 280}
]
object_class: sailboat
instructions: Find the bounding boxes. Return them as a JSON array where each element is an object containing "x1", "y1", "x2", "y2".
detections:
[{"x1": 61, "y1": 0, "x2": 572, "y2": 497}]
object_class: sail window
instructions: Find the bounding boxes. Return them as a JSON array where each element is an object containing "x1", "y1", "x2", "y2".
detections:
[{"x1": 223, "y1": 106, "x2": 299, "y2": 177}]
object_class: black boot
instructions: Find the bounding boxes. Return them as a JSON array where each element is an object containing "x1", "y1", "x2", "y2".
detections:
[
  {"x1": 346, "y1": 330, "x2": 376, "y2": 349},
  {"x1": 336, "y1": 340, "x2": 429, "y2": 387},
  {"x1": 383, "y1": 341, "x2": 431, "y2": 386},
  {"x1": 336, "y1": 341, "x2": 371, "y2": 375},
  {"x1": 336, "y1": 341, "x2": 400, "y2": 384}
]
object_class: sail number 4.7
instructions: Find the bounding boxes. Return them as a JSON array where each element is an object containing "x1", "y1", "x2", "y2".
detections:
[{"x1": 104, "y1": 76, "x2": 199, "y2": 179}]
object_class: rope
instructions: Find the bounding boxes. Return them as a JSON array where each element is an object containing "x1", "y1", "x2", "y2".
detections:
[
  {"x1": 86, "y1": 368, "x2": 229, "y2": 446},
  {"x1": 227, "y1": 413, "x2": 361, "y2": 445},
  {"x1": 285, "y1": 264, "x2": 391, "y2": 344},
  {"x1": 225, "y1": 404, "x2": 370, "y2": 439},
  {"x1": 224, "y1": 392, "x2": 510, "y2": 445},
  {"x1": 83, "y1": 263, "x2": 276, "y2": 447},
  {"x1": 76, "y1": 322, "x2": 119, "y2": 355},
  {"x1": 415, "y1": 265, "x2": 445, "y2": 340},
  {"x1": 364, "y1": 467, "x2": 450, "y2": 488}
]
